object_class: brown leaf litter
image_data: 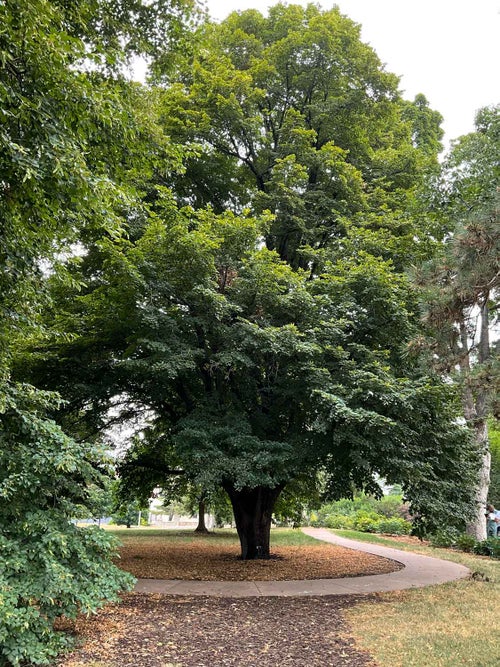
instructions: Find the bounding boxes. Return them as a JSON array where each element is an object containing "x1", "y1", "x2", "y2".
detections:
[{"x1": 116, "y1": 537, "x2": 401, "y2": 581}]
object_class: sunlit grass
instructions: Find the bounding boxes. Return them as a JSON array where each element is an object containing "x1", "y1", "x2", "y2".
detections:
[{"x1": 336, "y1": 530, "x2": 500, "y2": 667}]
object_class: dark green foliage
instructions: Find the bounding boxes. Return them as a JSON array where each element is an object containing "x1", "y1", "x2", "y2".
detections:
[
  {"x1": 473, "y1": 538, "x2": 500, "y2": 559},
  {"x1": 28, "y1": 205, "x2": 478, "y2": 543},
  {"x1": 12, "y1": 3, "x2": 480, "y2": 564},
  {"x1": 428, "y1": 529, "x2": 461, "y2": 549},
  {"x1": 455, "y1": 533, "x2": 477, "y2": 553},
  {"x1": 428, "y1": 531, "x2": 499, "y2": 559},
  {"x1": 0, "y1": 384, "x2": 134, "y2": 665},
  {"x1": 0, "y1": 0, "x2": 195, "y2": 662},
  {"x1": 273, "y1": 476, "x2": 323, "y2": 526}
]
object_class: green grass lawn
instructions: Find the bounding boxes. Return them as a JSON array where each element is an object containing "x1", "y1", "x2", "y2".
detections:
[
  {"x1": 106, "y1": 525, "x2": 321, "y2": 547},
  {"x1": 334, "y1": 530, "x2": 500, "y2": 667}
]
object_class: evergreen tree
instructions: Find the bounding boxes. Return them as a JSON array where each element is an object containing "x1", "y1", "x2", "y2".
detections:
[{"x1": 415, "y1": 106, "x2": 500, "y2": 539}]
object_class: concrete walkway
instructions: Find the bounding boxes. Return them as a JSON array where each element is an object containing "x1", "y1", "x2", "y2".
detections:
[{"x1": 134, "y1": 528, "x2": 470, "y2": 597}]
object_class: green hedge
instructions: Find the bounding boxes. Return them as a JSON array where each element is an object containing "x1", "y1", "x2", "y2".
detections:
[
  {"x1": 310, "y1": 509, "x2": 412, "y2": 535},
  {"x1": 429, "y1": 530, "x2": 500, "y2": 559}
]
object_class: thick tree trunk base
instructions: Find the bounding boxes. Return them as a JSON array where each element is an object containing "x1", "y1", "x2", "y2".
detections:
[
  {"x1": 195, "y1": 499, "x2": 209, "y2": 533},
  {"x1": 224, "y1": 483, "x2": 284, "y2": 560}
]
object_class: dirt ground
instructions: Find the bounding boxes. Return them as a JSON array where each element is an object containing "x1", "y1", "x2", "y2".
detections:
[
  {"x1": 55, "y1": 538, "x2": 396, "y2": 665},
  {"x1": 57, "y1": 593, "x2": 381, "y2": 667}
]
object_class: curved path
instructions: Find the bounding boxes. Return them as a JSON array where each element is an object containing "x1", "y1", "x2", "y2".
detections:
[{"x1": 134, "y1": 528, "x2": 470, "y2": 597}]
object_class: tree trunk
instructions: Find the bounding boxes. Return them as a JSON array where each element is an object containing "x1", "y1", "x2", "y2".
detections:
[
  {"x1": 223, "y1": 484, "x2": 283, "y2": 559},
  {"x1": 194, "y1": 498, "x2": 209, "y2": 533},
  {"x1": 462, "y1": 299, "x2": 491, "y2": 541},
  {"x1": 466, "y1": 419, "x2": 491, "y2": 541}
]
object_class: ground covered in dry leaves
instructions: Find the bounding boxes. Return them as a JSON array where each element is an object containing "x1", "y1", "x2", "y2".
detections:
[
  {"x1": 58, "y1": 594, "x2": 379, "y2": 667},
  {"x1": 116, "y1": 534, "x2": 401, "y2": 580},
  {"x1": 56, "y1": 531, "x2": 394, "y2": 666}
]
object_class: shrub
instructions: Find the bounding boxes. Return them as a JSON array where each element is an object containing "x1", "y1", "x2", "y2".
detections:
[
  {"x1": 473, "y1": 538, "x2": 500, "y2": 558},
  {"x1": 455, "y1": 533, "x2": 477, "y2": 552},
  {"x1": 374, "y1": 495, "x2": 407, "y2": 519},
  {"x1": 375, "y1": 517, "x2": 412, "y2": 535},
  {"x1": 0, "y1": 386, "x2": 135, "y2": 665},
  {"x1": 322, "y1": 514, "x2": 356, "y2": 530},
  {"x1": 311, "y1": 507, "x2": 412, "y2": 536},
  {"x1": 429, "y1": 528, "x2": 460, "y2": 548},
  {"x1": 352, "y1": 511, "x2": 381, "y2": 532},
  {"x1": 353, "y1": 516, "x2": 378, "y2": 533},
  {"x1": 311, "y1": 494, "x2": 409, "y2": 528}
]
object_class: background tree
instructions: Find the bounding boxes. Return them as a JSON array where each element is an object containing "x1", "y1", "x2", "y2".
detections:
[
  {"x1": 415, "y1": 106, "x2": 500, "y2": 540},
  {"x1": 159, "y1": 4, "x2": 443, "y2": 270}
]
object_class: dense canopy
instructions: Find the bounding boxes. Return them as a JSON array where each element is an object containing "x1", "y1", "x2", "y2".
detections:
[
  {"x1": 19, "y1": 4, "x2": 476, "y2": 562},
  {"x1": 1, "y1": 3, "x2": 492, "y2": 663}
]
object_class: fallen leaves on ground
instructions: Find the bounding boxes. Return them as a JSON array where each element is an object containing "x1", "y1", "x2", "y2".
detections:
[
  {"x1": 116, "y1": 538, "x2": 402, "y2": 581},
  {"x1": 58, "y1": 594, "x2": 380, "y2": 667},
  {"x1": 56, "y1": 534, "x2": 397, "y2": 665}
]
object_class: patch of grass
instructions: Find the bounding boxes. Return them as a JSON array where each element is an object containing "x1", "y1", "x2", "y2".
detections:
[
  {"x1": 333, "y1": 529, "x2": 428, "y2": 550},
  {"x1": 106, "y1": 527, "x2": 238, "y2": 543},
  {"x1": 336, "y1": 530, "x2": 500, "y2": 667},
  {"x1": 271, "y1": 528, "x2": 324, "y2": 546},
  {"x1": 106, "y1": 526, "x2": 321, "y2": 547}
]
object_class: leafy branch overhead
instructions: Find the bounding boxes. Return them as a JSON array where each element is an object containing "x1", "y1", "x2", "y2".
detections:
[{"x1": 0, "y1": 1, "x2": 196, "y2": 664}]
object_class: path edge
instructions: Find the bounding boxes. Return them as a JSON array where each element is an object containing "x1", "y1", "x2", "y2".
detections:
[{"x1": 133, "y1": 528, "x2": 470, "y2": 596}]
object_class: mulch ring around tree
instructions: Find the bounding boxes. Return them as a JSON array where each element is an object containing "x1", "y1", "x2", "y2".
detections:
[
  {"x1": 57, "y1": 593, "x2": 380, "y2": 667},
  {"x1": 116, "y1": 540, "x2": 403, "y2": 580}
]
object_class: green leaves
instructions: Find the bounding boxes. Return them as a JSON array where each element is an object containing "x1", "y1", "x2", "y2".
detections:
[
  {"x1": 3, "y1": 0, "x2": 480, "y2": 590},
  {"x1": 0, "y1": 1, "x2": 197, "y2": 662},
  {"x1": 38, "y1": 191, "x2": 475, "y2": 532},
  {"x1": 158, "y1": 4, "x2": 442, "y2": 272},
  {"x1": 0, "y1": 382, "x2": 135, "y2": 665}
]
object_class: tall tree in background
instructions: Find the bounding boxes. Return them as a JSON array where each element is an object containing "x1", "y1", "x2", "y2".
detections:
[
  {"x1": 416, "y1": 105, "x2": 500, "y2": 540},
  {"x1": 20, "y1": 5, "x2": 480, "y2": 559},
  {"x1": 0, "y1": 0, "x2": 195, "y2": 663},
  {"x1": 159, "y1": 3, "x2": 443, "y2": 269}
]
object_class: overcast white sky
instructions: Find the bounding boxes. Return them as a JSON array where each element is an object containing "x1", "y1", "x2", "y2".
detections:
[{"x1": 203, "y1": 0, "x2": 500, "y2": 151}]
